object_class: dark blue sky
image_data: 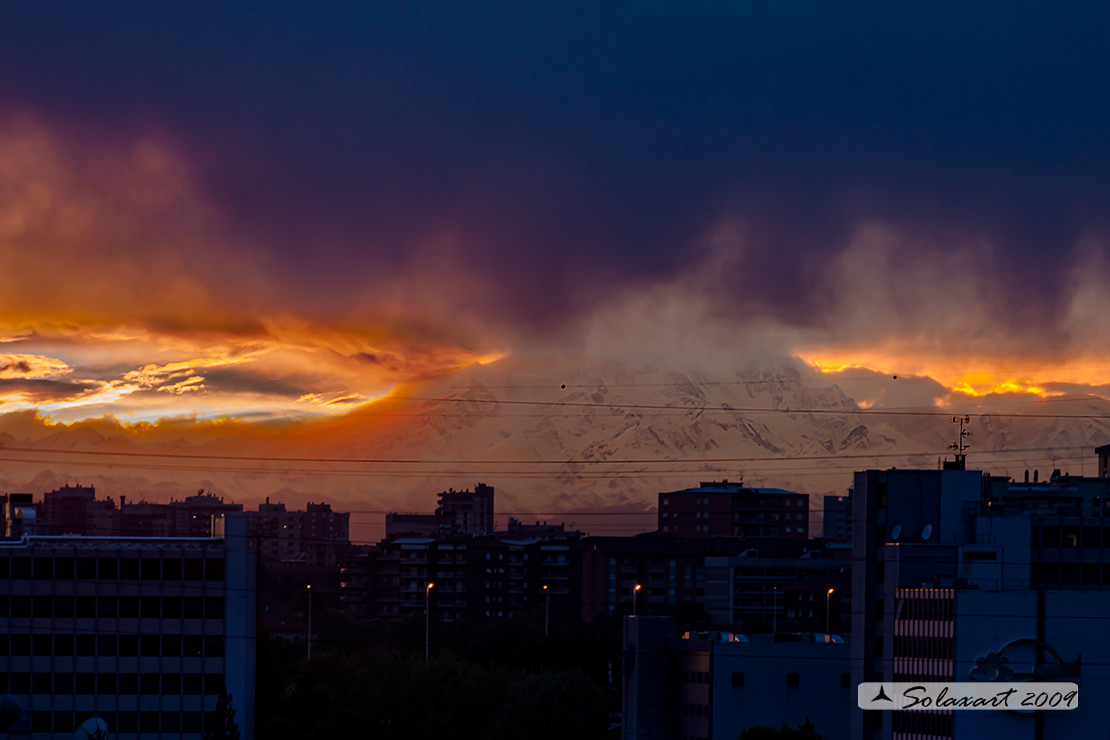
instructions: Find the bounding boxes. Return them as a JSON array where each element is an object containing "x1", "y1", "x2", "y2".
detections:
[{"x1": 3, "y1": 2, "x2": 1109, "y2": 336}]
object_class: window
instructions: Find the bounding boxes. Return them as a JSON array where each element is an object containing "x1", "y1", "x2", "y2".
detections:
[
  {"x1": 1042, "y1": 527, "x2": 1061, "y2": 547},
  {"x1": 141, "y1": 558, "x2": 160, "y2": 580},
  {"x1": 163, "y1": 596, "x2": 182, "y2": 618},
  {"x1": 76, "y1": 673, "x2": 96, "y2": 694},
  {"x1": 98, "y1": 596, "x2": 117, "y2": 618},
  {"x1": 162, "y1": 712, "x2": 182, "y2": 733},
  {"x1": 141, "y1": 596, "x2": 160, "y2": 618},
  {"x1": 98, "y1": 557, "x2": 117, "y2": 580},
  {"x1": 183, "y1": 674, "x2": 203, "y2": 695},
  {"x1": 163, "y1": 559, "x2": 182, "y2": 580},
  {"x1": 119, "y1": 596, "x2": 139, "y2": 618},
  {"x1": 76, "y1": 558, "x2": 96, "y2": 579},
  {"x1": 33, "y1": 673, "x2": 52, "y2": 694},
  {"x1": 55, "y1": 596, "x2": 73, "y2": 618},
  {"x1": 184, "y1": 712, "x2": 203, "y2": 732},
  {"x1": 119, "y1": 673, "x2": 139, "y2": 694},
  {"x1": 55, "y1": 634, "x2": 73, "y2": 656},
  {"x1": 54, "y1": 673, "x2": 73, "y2": 694},
  {"x1": 162, "y1": 635, "x2": 182, "y2": 657},
  {"x1": 162, "y1": 674, "x2": 182, "y2": 694},
  {"x1": 55, "y1": 557, "x2": 74, "y2": 579},
  {"x1": 204, "y1": 673, "x2": 225, "y2": 695},
  {"x1": 11, "y1": 596, "x2": 29, "y2": 617},
  {"x1": 54, "y1": 712, "x2": 74, "y2": 734},
  {"x1": 118, "y1": 712, "x2": 138, "y2": 733},
  {"x1": 33, "y1": 596, "x2": 51, "y2": 618},
  {"x1": 206, "y1": 561, "x2": 225, "y2": 585},
  {"x1": 33, "y1": 557, "x2": 52, "y2": 579},
  {"x1": 184, "y1": 558, "x2": 204, "y2": 581},
  {"x1": 10, "y1": 673, "x2": 29, "y2": 694},
  {"x1": 141, "y1": 673, "x2": 160, "y2": 694},
  {"x1": 141, "y1": 711, "x2": 160, "y2": 733},
  {"x1": 32, "y1": 712, "x2": 51, "y2": 733},
  {"x1": 141, "y1": 635, "x2": 160, "y2": 657},
  {"x1": 76, "y1": 596, "x2": 96, "y2": 618},
  {"x1": 184, "y1": 597, "x2": 203, "y2": 619},
  {"x1": 120, "y1": 635, "x2": 139, "y2": 656},
  {"x1": 120, "y1": 558, "x2": 139, "y2": 579},
  {"x1": 786, "y1": 672, "x2": 800, "y2": 687},
  {"x1": 11, "y1": 557, "x2": 31, "y2": 579}
]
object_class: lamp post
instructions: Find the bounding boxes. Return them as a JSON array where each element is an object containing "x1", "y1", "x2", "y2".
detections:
[
  {"x1": 306, "y1": 584, "x2": 312, "y2": 660},
  {"x1": 543, "y1": 584, "x2": 550, "y2": 638},
  {"x1": 633, "y1": 584, "x2": 641, "y2": 617},
  {"x1": 826, "y1": 587, "x2": 834, "y2": 635},
  {"x1": 425, "y1": 582, "x2": 434, "y2": 661}
]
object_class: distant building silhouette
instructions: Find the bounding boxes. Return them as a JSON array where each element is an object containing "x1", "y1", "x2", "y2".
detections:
[
  {"x1": 658, "y1": 480, "x2": 809, "y2": 539},
  {"x1": 823, "y1": 492, "x2": 852, "y2": 541},
  {"x1": 436, "y1": 483, "x2": 495, "y2": 536}
]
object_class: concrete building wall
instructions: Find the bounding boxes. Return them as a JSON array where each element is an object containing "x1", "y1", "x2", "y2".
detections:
[
  {"x1": 709, "y1": 639, "x2": 851, "y2": 740},
  {"x1": 622, "y1": 616, "x2": 676, "y2": 740},
  {"x1": 0, "y1": 524, "x2": 256, "y2": 740}
]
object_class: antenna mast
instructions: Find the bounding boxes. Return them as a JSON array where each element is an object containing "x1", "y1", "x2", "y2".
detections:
[{"x1": 948, "y1": 415, "x2": 971, "y2": 470}]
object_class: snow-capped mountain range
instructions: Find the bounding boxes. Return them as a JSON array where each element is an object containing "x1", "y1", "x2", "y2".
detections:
[{"x1": 2, "y1": 356, "x2": 1108, "y2": 540}]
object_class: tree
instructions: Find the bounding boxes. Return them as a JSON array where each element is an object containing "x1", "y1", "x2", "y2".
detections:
[{"x1": 205, "y1": 688, "x2": 242, "y2": 740}]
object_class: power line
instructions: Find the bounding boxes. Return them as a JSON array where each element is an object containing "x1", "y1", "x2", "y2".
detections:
[
  {"x1": 0, "y1": 443, "x2": 1101, "y2": 466},
  {"x1": 370, "y1": 394, "x2": 1110, "y2": 419}
]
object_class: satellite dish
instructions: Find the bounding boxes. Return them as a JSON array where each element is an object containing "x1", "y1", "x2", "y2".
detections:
[
  {"x1": 73, "y1": 716, "x2": 109, "y2": 740},
  {"x1": 921, "y1": 524, "x2": 934, "y2": 542},
  {"x1": 890, "y1": 524, "x2": 902, "y2": 542},
  {"x1": 0, "y1": 694, "x2": 22, "y2": 732}
]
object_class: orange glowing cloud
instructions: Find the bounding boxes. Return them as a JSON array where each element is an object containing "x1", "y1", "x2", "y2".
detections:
[
  {"x1": 0, "y1": 352, "x2": 72, "y2": 379},
  {"x1": 0, "y1": 116, "x2": 504, "y2": 424}
]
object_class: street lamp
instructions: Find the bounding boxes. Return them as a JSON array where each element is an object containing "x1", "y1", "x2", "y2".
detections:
[
  {"x1": 633, "y1": 584, "x2": 642, "y2": 617},
  {"x1": 306, "y1": 585, "x2": 312, "y2": 660},
  {"x1": 826, "y1": 587, "x2": 834, "y2": 635},
  {"x1": 772, "y1": 586, "x2": 778, "y2": 635},
  {"x1": 425, "y1": 582, "x2": 434, "y2": 661},
  {"x1": 543, "y1": 584, "x2": 550, "y2": 638}
]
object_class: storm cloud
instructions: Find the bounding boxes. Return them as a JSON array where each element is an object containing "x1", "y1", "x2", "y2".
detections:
[{"x1": 0, "y1": 3, "x2": 1109, "y2": 420}]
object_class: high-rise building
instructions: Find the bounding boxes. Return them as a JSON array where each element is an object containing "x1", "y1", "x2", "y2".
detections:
[
  {"x1": 849, "y1": 466, "x2": 984, "y2": 740},
  {"x1": 0, "y1": 513, "x2": 256, "y2": 739},
  {"x1": 435, "y1": 484, "x2": 495, "y2": 536},
  {"x1": 658, "y1": 481, "x2": 809, "y2": 540},
  {"x1": 853, "y1": 453, "x2": 1110, "y2": 740},
  {"x1": 823, "y1": 493, "x2": 852, "y2": 541},
  {"x1": 245, "y1": 500, "x2": 349, "y2": 566}
]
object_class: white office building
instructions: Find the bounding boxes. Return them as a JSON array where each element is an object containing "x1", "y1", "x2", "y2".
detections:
[{"x1": 0, "y1": 513, "x2": 255, "y2": 739}]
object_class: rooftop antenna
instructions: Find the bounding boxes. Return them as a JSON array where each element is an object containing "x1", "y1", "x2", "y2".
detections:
[{"x1": 948, "y1": 415, "x2": 971, "y2": 470}]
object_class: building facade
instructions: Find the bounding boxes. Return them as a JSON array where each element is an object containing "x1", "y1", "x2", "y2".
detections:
[
  {"x1": 0, "y1": 513, "x2": 256, "y2": 740},
  {"x1": 658, "y1": 481, "x2": 809, "y2": 540},
  {"x1": 622, "y1": 616, "x2": 851, "y2": 740}
]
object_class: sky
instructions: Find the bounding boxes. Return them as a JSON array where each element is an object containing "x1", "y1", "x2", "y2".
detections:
[{"x1": 2, "y1": 2, "x2": 1110, "y2": 430}]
